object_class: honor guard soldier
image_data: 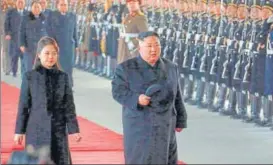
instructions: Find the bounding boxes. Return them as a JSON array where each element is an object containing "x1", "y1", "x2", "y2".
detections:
[
  {"x1": 47, "y1": 0, "x2": 78, "y2": 87},
  {"x1": 162, "y1": 0, "x2": 177, "y2": 61},
  {"x1": 262, "y1": 0, "x2": 273, "y2": 129},
  {"x1": 183, "y1": 0, "x2": 199, "y2": 103},
  {"x1": 190, "y1": 0, "x2": 208, "y2": 107},
  {"x1": 104, "y1": 0, "x2": 115, "y2": 78},
  {"x1": 230, "y1": 0, "x2": 251, "y2": 118},
  {"x1": 1, "y1": 0, "x2": 14, "y2": 75},
  {"x1": 87, "y1": 2, "x2": 101, "y2": 74},
  {"x1": 217, "y1": 0, "x2": 238, "y2": 115},
  {"x1": 81, "y1": 2, "x2": 93, "y2": 71},
  {"x1": 19, "y1": 0, "x2": 48, "y2": 72},
  {"x1": 116, "y1": 0, "x2": 149, "y2": 64},
  {"x1": 105, "y1": 4, "x2": 121, "y2": 79},
  {"x1": 176, "y1": 0, "x2": 190, "y2": 96},
  {"x1": 203, "y1": 0, "x2": 227, "y2": 110},
  {"x1": 210, "y1": 0, "x2": 228, "y2": 112},
  {"x1": 246, "y1": 0, "x2": 264, "y2": 123},
  {"x1": 266, "y1": 23, "x2": 273, "y2": 130},
  {"x1": 97, "y1": 2, "x2": 109, "y2": 77},
  {"x1": 77, "y1": 0, "x2": 90, "y2": 69},
  {"x1": 4, "y1": 0, "x2": 28, "y2": 78}
]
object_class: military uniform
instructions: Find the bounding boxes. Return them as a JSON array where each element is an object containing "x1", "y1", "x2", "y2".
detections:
[
  {"x1": 191, "y1": 0, "x2": 208, "y2": 107},
  {"x1": 264, "y1": 0, "x2": 273, "y2": 129},
  {"x1": 88, "y1": 3, "x2": 101, "y2": 73},
  {"x1": 246, "y1": 0, "x2": 265, "y2": 123},
  {"x1": 218, "y1": 0, "x2": 239, "y2": 115},
  {"x1": 116, "y1": 1, "x2": 149, "y2": 64},
  {"x1": 183, "y1": 4, "x2": 199, "y2": 103},
  {"x1": 203, "y1": 0, "x2": 225, "y2": 110},
  {"x1": 211, "y1": 1, "x2": 228, "y2": 112}
]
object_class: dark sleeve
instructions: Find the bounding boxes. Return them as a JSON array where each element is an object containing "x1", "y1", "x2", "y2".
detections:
[
  {"x1": 4, "y1": 9, "x2": 12, "y2": 36},
  {"x1": 63, "y1": 73, "x2": 80, "y2": 134},
  {"x1": 15, "y1": 73, "x2": 31, "y2": 134},
  {"x1": 111, "y1": 65, "x2": 140, "y2": 110},
  {"x1": 174, "y1": 66, "x2": 187, "y2": 128},
  {"x1": 73, "y1": 14, "x2": 78, "y2": 48},
  {"x1": 19, "y1": 16, "x2": 27, "y2": 47}
]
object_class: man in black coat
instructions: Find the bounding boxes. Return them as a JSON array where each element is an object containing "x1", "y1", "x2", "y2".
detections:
[{"x1": 111, "y1": 31, "x2": 187, "y2": 164}]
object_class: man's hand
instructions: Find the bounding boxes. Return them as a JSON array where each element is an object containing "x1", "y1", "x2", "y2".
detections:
[
  {"x1": 75, "y1": 47, "x2": 79, "y2": 52},
  {"x1": 138, "y1": 94, "x2": 151, "y2": 106},
  {"x1": 14, "y1": 134, "x2": 24, "y2": 145},
  {"x1": 175, "y1": 128, "x2": 183, "y2": 132},
  {"x1": 5, "y1": 35, "x2": 11, "y2": 40},
  {"x1": 20, "y1": 46, "x2": 25, "y2": 53}
]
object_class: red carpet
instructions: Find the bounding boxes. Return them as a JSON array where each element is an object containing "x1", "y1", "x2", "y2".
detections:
[{"x1": 1, "y1": 82, "x2": 185, "y2": 164}]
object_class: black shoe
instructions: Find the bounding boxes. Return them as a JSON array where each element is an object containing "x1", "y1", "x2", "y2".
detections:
[
  {"x1": 188, "y1": 99, "x2": 198, "y2": 105},
  {"x1": 197, "y1": 102, "x2": 207, "y2": 109},
  {"x1": 209, "y1": 105, "x2": 220, "y2": 112},
  {"x1": 230, "y1": 113, "x2": 241, "y2": 119},
  {"x1": 255, "y1": 120, "x2": 271, "y2": 127}
]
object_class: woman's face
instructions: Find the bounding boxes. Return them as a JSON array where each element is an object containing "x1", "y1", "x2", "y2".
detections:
[
  {"x1": 38, "y1": 44, "x2": 58, "y2": 69},
  {"x1": 31, "y1": 2, "x2": 42, "y2": 16}
]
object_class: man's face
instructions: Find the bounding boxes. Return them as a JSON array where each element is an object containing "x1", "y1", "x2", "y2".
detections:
[
  {"x1": 126, "y1": 0, "x2": 140, "y2": 13},
  {"x1": 227, "y1": 5, "x2": 237, "y2": 18},
  {"x1": 251, "y1": 7, "x2": 260, "y2": 20},
  {"x1": 39, "y1": 0, "x2": 47, "y2": 10},
  {"x1": 237, "y1": 6, "x2": 248, "y2": 19},
  {"x1": 16, "y1": 0, "x2": 25, "y2": 9},
  {"x1": 58, "y1": 0, "x2": 68, "y2": 13},
  {"x1": 262, "y1": 8, "x2": 273, "y2": 19},
  {"x1": 139, "y1": 36, "x2": 161, "y2": 65}
]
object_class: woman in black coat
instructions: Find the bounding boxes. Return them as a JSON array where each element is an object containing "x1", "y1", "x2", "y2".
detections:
[{"x1": 14, "y1": 36, "x2": 81, "y2": 164}]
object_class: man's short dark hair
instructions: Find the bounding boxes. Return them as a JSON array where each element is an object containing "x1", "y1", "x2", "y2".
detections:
[{"x1": 137, "y1": 31, "x2": 160, "y2": 41}]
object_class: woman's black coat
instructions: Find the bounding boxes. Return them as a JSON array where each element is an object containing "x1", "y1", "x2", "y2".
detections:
[{"x1": 15, "y1": 66, "x2": 80, "y2": 164}]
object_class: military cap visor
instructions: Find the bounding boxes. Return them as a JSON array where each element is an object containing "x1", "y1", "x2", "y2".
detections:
[{"x1": 137, "y1": 31, "x2": 160, "y2": 41}]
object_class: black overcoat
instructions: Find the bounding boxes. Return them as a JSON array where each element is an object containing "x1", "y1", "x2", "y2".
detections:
[
  {"x1": 111, "y1": 56, "x2": 187, "y2": 164},
  {"x1": 15, "y1": 65, "x2": 80, "y2": 164}
]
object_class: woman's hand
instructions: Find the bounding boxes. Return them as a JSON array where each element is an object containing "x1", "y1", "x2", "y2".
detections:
[
  {"x1": 71, "y1": 133, "x2": 81, "y2": 142},
  {"x1": 14, "y1": 134, "x2": 24, "y2": 145}
]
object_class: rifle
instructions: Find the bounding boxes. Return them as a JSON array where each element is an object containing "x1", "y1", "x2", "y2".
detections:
[
  {"x1": 182, "y1": 1, "x2": 193, "y2": 68},
  {"x1": 243, "y1": 11, "x2": 255, "y2": 83},
  {"x1": 234, "y1": 0, "x2": 249, "y2": 80},
  {"x1": 190, "y1": 0, "x2": 203, "y2": 71},
  {"x1": 200, "y1": 0, "x2": 212, "y2": 73},
  {"x1": 210, "y1": 0, "x2": 225, "y2": 75}
]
